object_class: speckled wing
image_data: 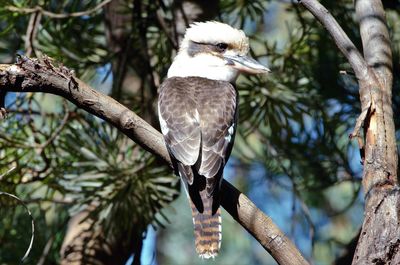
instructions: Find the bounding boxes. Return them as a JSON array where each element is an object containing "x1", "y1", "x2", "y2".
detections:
[
  {"x1": 158, "y1": 77, "x2": 202, "y2": 184},
  {"x1": 158, "y1": 76, "x2": 237, "y2": 194},
  {"x1": 195, "y1": 78, "x2": 237, "y2": 194}
]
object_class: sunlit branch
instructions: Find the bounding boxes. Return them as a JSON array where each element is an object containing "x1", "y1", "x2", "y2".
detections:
[
  {"x1": 0, "y1": 57, "x2": 309, "y2": 265},
  {"x1": 297, "y1": 0, "x2": 369, "y2": 82}
]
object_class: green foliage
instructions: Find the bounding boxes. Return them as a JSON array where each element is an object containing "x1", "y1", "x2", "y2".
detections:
[
  {"x1": 0, "y1": 0, "x2": 399, "y2": 264},
  {"x1": 234, "y1": 1, "x2": 361, "y2": 192},
  {"x1": 0, "y1": 94, "x2": 178, "y2": 263},
  {"x1": 220, "y1": 0, "x2": 268, "y2": 26}
]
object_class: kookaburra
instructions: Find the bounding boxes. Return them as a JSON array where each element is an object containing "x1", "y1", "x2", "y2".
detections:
[{"x1": 158, "y1": 21, "x2": 269, "y2": 258}]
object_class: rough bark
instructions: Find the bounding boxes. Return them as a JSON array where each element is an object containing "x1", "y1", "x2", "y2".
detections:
[
  {"x1": 298, "y1": 0, "x2": 399, "y2": 264},
  {"x1": 352, "y1": 1, "x2": 399, "y2": 264},
  {"x1": 0, "y1": 57, "x2": 309, "y2": 265}
]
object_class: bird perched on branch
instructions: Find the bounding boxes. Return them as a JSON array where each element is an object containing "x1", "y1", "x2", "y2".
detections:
[{"x1": 158, "y1": 21, "x2": 270, "y2": 259}]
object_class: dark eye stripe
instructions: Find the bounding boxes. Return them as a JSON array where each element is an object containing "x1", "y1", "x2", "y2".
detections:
[
  {"x1": 187, "y1": 41, "x2": 229, "y2": 57},
  {"x1": 188, "y1": 41, "x2": 211, "y2": 57}
]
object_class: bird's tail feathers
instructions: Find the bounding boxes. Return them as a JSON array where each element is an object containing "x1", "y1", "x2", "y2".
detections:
[{"x1": 188, "y1": 178, "x2": 221, "y2": 259}]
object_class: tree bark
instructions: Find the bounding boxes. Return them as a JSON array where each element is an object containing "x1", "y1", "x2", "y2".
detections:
[
  {"x1": 298, "y1": 0, "x2": 399, "y2": 264},
  {"x1": 0, "y1": 57, "x2": 309, "y2": 265},
  {"x1": 352, "y1": 1, "x2": 399, "y2": 264}
]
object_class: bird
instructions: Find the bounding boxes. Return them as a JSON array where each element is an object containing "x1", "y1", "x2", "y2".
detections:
[{"x1": 158, "y1": 21, "x2": 270, "y2": 259}]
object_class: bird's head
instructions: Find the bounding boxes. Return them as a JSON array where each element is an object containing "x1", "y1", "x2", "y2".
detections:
[{"x1": 167, "y1": 21, "x2": 270, "y2": 82}]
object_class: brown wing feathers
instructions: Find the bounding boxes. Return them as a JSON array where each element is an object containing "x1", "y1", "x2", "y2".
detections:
[{"x1": 158, "y1": 76, "x2": 237, "y2": 258}]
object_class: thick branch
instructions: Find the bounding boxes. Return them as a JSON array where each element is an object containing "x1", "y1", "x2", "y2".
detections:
[
  {"x1": 351, "y1": 1, "x2": 399, "y2": 264},
  {"x1": 354, "y1": 0, "x2": 397, "y2": 190},
  {"x1": 355, "y1": 0, "x2": 393, "y2": 90},
  {"x1": 295, "y1": 1, "x2": 399, "y2": 264},
  {"x1": 0, "y1": 58, "x2": 309, "y2": 265},
  {"x1": 298, "y1": 0, "x2": 369, "y2": 82}
]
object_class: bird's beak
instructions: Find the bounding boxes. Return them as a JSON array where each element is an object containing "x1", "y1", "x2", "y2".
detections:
[{"x1": 224, "y1": 54, "x2": 270, "y2": 74}]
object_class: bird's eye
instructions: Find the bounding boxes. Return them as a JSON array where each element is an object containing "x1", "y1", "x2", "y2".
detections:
[{"x1": 216, "y1": 43, "x2": 228, "y2": 52}]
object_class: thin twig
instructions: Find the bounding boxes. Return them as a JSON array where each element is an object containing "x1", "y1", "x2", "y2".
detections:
[
  {"x1": 156, "y1": 10, "x2": 179, "y2": 50},
  {"x1": 37, "y1": 235, "x2": 55, "y2": 265},
  {"x1": 7, "y1": 109, "x2": 67, "y2": 117},
  {"x1": 25, "y1": 10, "x2": 42, "y2": 57},
  {"x1": 23, "y1": 198, "x2": 75, "y2": 205},
  {"x1": 6, "y1": 0, "x2": 112, "y2": 19},
  {"x1": 0, "y1": 166, "x2": 16, "y2": 179},
  {"x1": 37, "y1": 107, "x2": 71, "y2": 155}
]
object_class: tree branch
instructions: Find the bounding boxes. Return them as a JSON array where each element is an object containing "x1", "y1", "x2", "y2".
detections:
[
  {"x1": 297, "y1": 0, "x2": 369, "y2": 82},
  {"x1": 0, "y1": 57, "x2": 309, "y2": 265},
  {"x1": 297, "y1": 0, "x2": 397, "y2": 188},
  {"x1": 296, "y1": 0, "x2": 377, "y2": 140},
  {"x1": 354, "y1": 0, "x2": 397, "y2": 189},
  {"x1": 298, "y1": 1, "x2": 399, "y2": 264},
  {"x1": 355, "y1": 0, "x2": 393, "y2": 89},
  {"x1": 351, "y1": 1, "x2": 399, "y2": 264}
]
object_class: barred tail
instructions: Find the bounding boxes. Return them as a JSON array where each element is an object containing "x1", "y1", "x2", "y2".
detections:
[
  {"x1": 177, "y1": 162, "x2": 222, "y2": 259},
  {"x1": 189, "y1": 188, "x2": 222, "y2": 259}
]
